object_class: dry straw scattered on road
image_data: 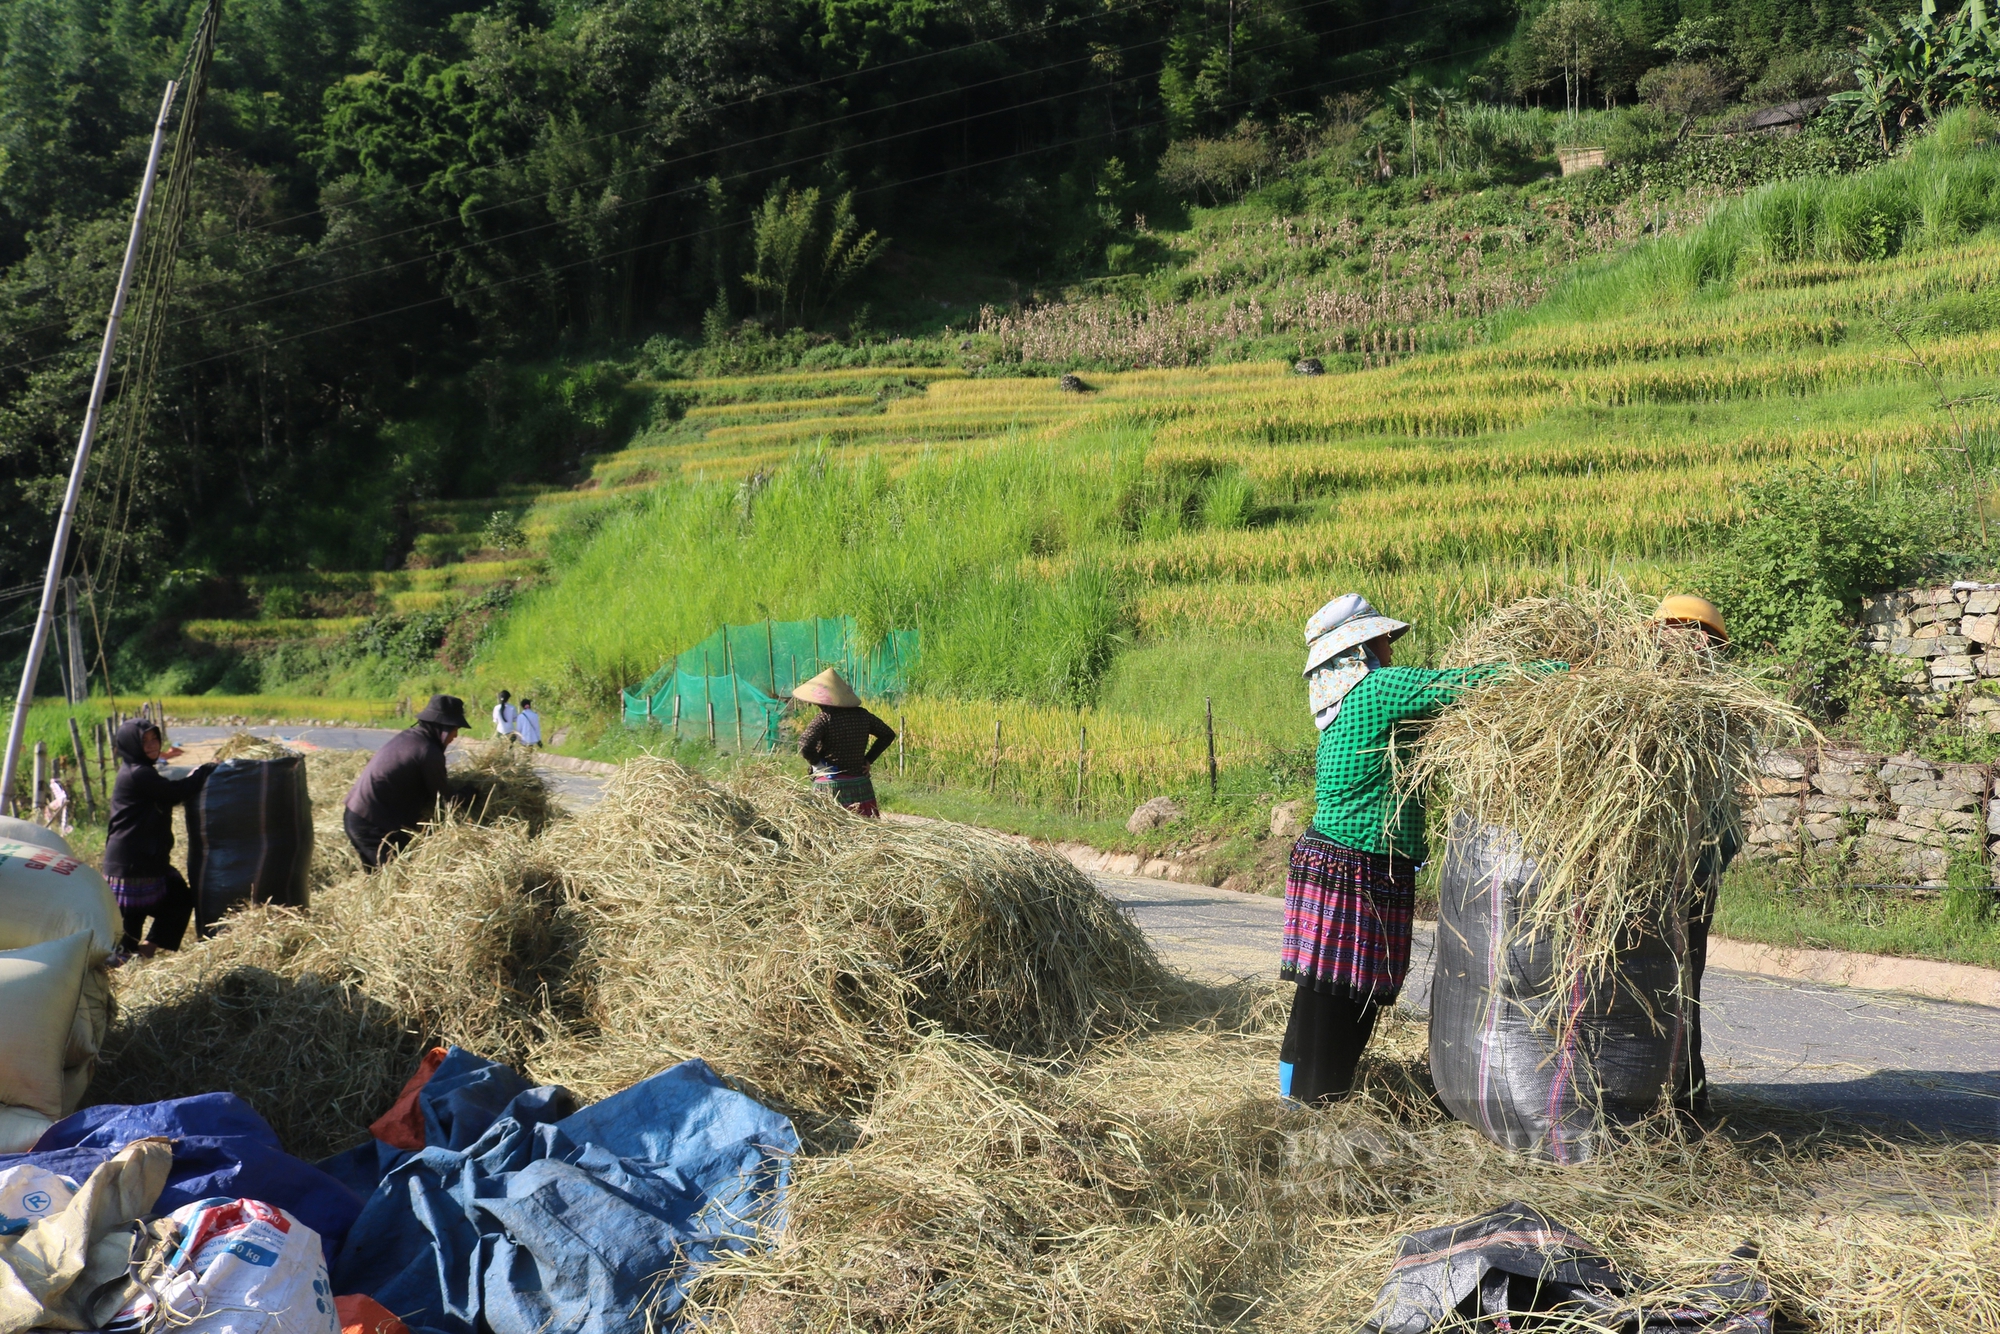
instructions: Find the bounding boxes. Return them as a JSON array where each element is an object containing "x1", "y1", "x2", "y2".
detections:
[{"x1": 93, "y1": 748, "x2": 1994, "y2": 1332}]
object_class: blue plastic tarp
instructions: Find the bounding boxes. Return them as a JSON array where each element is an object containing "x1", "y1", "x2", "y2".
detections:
[
  {"x1": 0, "y1": 1093, "x2": 364, "y2": 1262},
  {"x1": 327, "y1": 1050, "x2": 798, "y2": 1334}
]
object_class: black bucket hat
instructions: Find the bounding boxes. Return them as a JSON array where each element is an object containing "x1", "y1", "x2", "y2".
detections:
[{"x1": 416, "y1": 694, "x2": 471, "y2": 730}]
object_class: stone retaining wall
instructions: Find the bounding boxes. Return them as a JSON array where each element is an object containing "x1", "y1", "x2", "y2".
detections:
[
  {"x1": 1743, "y1": 746, "x2": 1997, "y2": 886},
  {"x1": 1861, "y1": 582, "x2": 2000, "y2": 724}
]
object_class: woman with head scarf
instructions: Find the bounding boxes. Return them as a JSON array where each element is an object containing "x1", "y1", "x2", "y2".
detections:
[
  {"x1": 1281, "y1": 594, "x2": 1561, "y2": 1106},
  {"x1": 102, "y1": 718, "x2": 214, "y2": 958},
  {"x1": 792, "y1": 669, "x2": 896, "y2": 817},
  {"x1": 343, "y1": 694, "x2": 470, "y2": 867}
]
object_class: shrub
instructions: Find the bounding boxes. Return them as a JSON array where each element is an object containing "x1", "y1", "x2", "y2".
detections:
[
  {"x1": 1702, "y1": 466, "x2": 1938, "y2": 714},
  {"x1": 1158, "y1": 130, "x2": 1279, "y2": 205},
  {"x1": 1637, "y1": 61, "x2": 1738, "y2": 136}
]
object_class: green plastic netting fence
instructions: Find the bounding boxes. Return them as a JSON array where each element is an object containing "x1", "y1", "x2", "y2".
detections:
[{"x1": 622, "y1": 616, "x2": 919, "y2": 751}]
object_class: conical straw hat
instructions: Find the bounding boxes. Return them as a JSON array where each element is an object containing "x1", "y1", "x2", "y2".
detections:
[{"x1": 792, "y1": 668, "x2": 860, "y2": 707}]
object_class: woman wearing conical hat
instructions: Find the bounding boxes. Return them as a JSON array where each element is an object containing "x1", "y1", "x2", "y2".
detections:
[{"x1": 792, "y1": 668, "x2": 897, "y2": 818}]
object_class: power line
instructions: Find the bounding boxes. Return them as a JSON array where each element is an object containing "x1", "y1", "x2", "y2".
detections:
[{"x1": 158, "y1": 38, "x2": 1512, "y2": 379}]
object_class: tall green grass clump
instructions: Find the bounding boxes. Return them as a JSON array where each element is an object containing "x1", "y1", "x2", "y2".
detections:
[
  {"x1": 482, "y1": 434, "x2": 1156, "y2": 708},
  {"x1": 1532, "y1": 110, "x2": 2000, "y2": 320}
]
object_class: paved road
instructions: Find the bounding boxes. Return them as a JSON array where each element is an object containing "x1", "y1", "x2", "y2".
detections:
[
  {"x1": 1098, "y1": 872, "x2": 2000, "y2": 1143},
  {"x1": 177, "y1": 725, "x2": 2000, "y2": 1142}
]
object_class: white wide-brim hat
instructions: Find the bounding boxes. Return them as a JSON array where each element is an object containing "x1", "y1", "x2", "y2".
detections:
[{"x1": 1303, "y1": 593, "x2": 1410, "y2": 675}]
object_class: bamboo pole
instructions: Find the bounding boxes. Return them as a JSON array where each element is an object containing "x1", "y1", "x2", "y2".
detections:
[
  {"x1": 898, "y1": 712, "x2": 906, "y2": 778},
  {"x1": 989, "y1": 718, "x2": 1002, "y2": 795},
  {"x1": 0, "y1": 81, "x2": 179, "y2": 812},
  {"x1": 31, "y1": 743, "x2": 47, "y2": 822}
]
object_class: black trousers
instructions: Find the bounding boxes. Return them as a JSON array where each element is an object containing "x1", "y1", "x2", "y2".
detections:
[
  {"x1": 345, "y1": 808, "x2": 413, "y2": 870},
  {"x1": 1680, "y1": 877, "x2": 1718, "y2": 1113},
  {"x1": 1279, "y1": 981, "x2": 1382, "y2": 1105},
  {"x1": 120, "y1": 867, "x2": 193, "y2": 952}
]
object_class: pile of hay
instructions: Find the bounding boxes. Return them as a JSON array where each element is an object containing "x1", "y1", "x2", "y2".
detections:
[
  {"x1": 454, "y1": 738, "x2": 560, "y2": 833},
  {"x1": 302, "y1": 748, "x2": 371, "y2": 891},
  {"x1": 96, "y1": 819, "x2": 565, "y2": 1159},
  {"x1": 99, "y1": 757, "x2": 1168, "y2": 1150},
  {"x1": 539, "y1": 762, "x2": 1167, "y2": 1108},
  {"x1": 96, "y1": 743, "x2": 1998, "y2": 1332},
  {"x1": 689, "y1": 1005, "x2": 2000, "y2": 1334},
  {"x1": 1405, "y1": 586, "x2": 1809, "y2": 1000}
]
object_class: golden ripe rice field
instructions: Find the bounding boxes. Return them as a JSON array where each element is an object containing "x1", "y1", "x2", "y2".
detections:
[{"x1": 498, "y1": 234, "x2": 2000, "y2": 798}]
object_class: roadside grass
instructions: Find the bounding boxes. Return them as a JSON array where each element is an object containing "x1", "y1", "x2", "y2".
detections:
[{"x1": 1716, "y1": 862, "x2": 2000, "y2": 970}]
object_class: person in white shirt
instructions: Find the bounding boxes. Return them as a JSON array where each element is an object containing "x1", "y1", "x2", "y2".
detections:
[
  {"x1": 492, "y1": 690, "x2": 518, "y2": 739},
  {"x1": 515, "y1": 700, "x2": 542, "y2": 748}
]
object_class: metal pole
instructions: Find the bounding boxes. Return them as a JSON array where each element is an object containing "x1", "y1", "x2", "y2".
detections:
[
  {"x1": 68, "y1": 716, "x2": 94, "y2": 816},
  {"x1": 0, "y1": 80, "x2": 178, "y2": 815},
  {"x1": 1206, "y1": 697, "x2": 1217, "y2": 796}
]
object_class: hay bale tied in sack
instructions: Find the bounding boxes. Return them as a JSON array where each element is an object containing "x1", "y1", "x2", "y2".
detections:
[
  {"x1": 536, "y1": 759, "x2": 1172, "y2": 1112},
  {"x1": 1405, "y1": 587, "x2": 1808, "y2": 1157}
]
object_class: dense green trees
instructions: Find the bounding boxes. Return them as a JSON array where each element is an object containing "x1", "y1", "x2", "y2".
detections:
[{"x1": 0, "y1": 0, "x2": 1968, "y2": 684}]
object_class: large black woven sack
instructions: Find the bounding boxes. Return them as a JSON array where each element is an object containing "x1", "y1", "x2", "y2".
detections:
[
  {"x1": 1428, "y1": 813, "x2": 1686, "y2": 1164},
  {"x1": 186, "y1": 755, "x2": 313, "y2": 931}
]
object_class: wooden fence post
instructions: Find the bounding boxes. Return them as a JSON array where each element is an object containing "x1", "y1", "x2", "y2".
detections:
[
  {"x1": 68, "y1": 716, "x2": 93, "y2": 816},
  {"x1": 1206, "y1": 697, "x2": 1217, "y2": 796},
  {"x1": 1075, "y1": 723, "x2": 1087, "y2": 814}
]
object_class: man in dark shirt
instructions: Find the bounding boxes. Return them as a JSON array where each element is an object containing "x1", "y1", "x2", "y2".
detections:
[
  {"x1": 344, "y1": 694, "x2": 469, "y2": 868},
  {"x1": 793, "y1": 669, "x2": 896, "y2": 818}
]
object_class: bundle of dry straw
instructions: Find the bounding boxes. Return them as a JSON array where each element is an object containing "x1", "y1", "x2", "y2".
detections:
[
  {"x1": 213, "y1": 732, "x2": 300, "y2": 761},
  {"x1": 101, "y1": 757, "x2": 1168, "y2": 1153},
  {"x1": 1405, "y1": 586, "x2": 1809, "y2": 1001},
  {"x1": 454, "y1": 738, "x2": 560, "y2": 833}
]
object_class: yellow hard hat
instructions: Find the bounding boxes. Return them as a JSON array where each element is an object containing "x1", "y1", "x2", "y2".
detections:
[{"x1": 1656, "y1": 594, "x2": 1726, "y2": 642}]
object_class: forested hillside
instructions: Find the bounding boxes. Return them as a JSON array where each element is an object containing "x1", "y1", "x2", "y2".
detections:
[{"x1": 0, "y1": 0, "x2": 1972, "y2": 690}]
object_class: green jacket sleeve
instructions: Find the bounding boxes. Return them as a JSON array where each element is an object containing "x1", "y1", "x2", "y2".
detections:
[{"x1": 1372, "y1": 660, "x2": 1569, "y2": 721}]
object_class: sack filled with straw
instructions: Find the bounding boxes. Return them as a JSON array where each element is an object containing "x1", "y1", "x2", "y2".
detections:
[{"x1": 1401, "y1": 586, "x2": 1809, "y2": 1005}]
